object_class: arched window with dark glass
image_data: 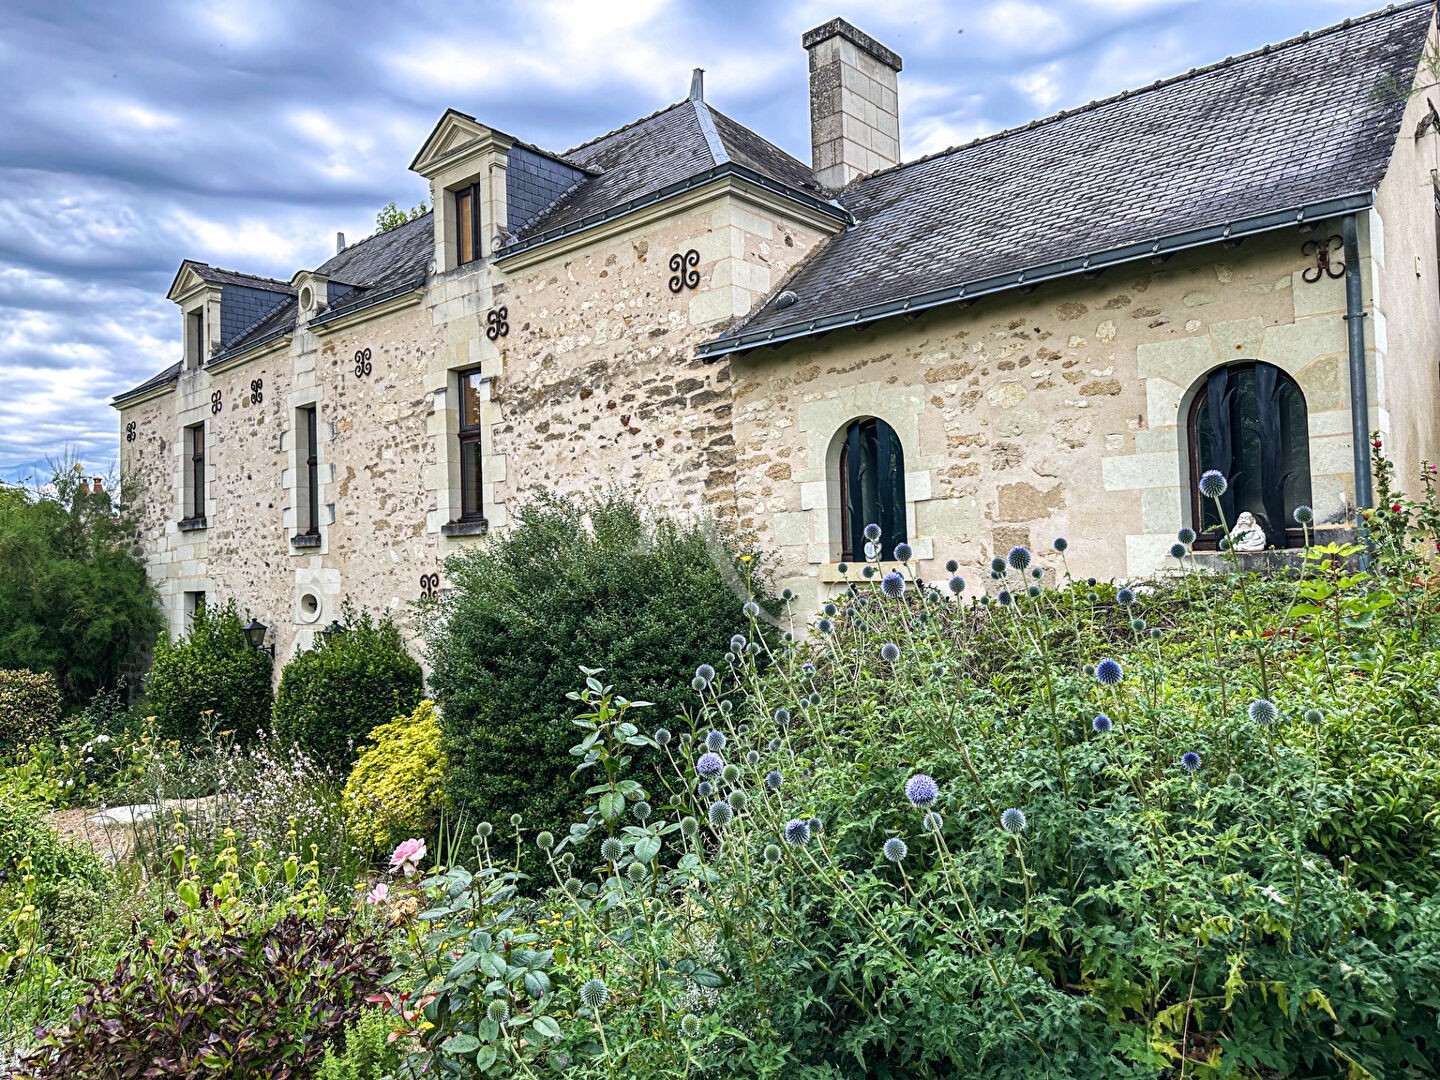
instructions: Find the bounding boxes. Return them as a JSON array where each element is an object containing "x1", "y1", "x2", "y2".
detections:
[
  {"x1": 838, "y1": 417, "x2": 907, "y2": 561},
  {"x1": 1188, "y1": 361, "x2": 1311, "y2": 548}
]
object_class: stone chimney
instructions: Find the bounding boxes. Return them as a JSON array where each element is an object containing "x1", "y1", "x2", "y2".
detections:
[{"x1": 803, "y1": 18, "x2": 902, "y2": 190}]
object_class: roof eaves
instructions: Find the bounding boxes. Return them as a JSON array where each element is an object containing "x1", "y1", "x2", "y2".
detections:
[
  {"x1": 207, "y1": 325, "x2": 293, "y2": 367},
  {"x1": 111, "y1": 361, "x2": 182, "y2": 407},
  {"x1": 306, "y1": 273, "x2": 427, "y2": 330},
  {"x1": 698, "y1": 191, "x2": 1376, "y2": 359},
  {"x1": 496, "y1": 162, "x2": 852, "y2": 262}
]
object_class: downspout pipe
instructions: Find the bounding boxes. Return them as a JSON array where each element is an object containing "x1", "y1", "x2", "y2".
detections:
[{"x1": 1342, "y1": 213, "x2": 1373, "y2": 511}]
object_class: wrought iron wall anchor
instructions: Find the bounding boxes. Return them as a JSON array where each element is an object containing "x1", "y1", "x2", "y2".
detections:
[
  {"x1": 353, "y1": 348, "x2": 373, "y2": 377},
  {"x1": 485, "y1": 306, "x2": 509, "y2": 340},
  {"x1": 1301, "y1": 235, "x2": 1345, "y2": 282},
  {"x1": 210, "y1": 390, "x2": 223, "y2": 414},
  {"x1": 668, "y1": 249, "x2": 701, "y2": 293},
  {"x1": 249, "y1": 378, "x2": 263, "y2": 405}
]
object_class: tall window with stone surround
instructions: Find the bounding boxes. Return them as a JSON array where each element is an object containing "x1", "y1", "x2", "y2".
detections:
[
  {"x1": 455, "y1": 183, "x2": 481, "y2": 266},
  {"x1": 184, "y1": 422, "x2": 206, "y2": 523},
  {"x1": 298, "y1": 405, "x2": 320, "y2": 535},
  {"x1": 839, "y1": 417, "x2": 906, "y2": 562},
  {"x1": 1188, "y1": 361, "x2": 1311, "y2": 548},
  {"x1": 458, "y1": 369, "x2": 485, "y2": 520}
]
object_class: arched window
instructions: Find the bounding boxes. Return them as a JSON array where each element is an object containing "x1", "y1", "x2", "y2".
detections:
[
  {"x1": 1188, "y1": 361, "x2": 1312, "y2": 548},
  {"x1": 838, "y1": 417, "x2": 907, "y2": 561}
]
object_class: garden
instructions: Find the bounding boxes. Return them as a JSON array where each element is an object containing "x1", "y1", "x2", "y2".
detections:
[{"x1": 2, "y1": 451, "x2": 1440, "y2": 1078}]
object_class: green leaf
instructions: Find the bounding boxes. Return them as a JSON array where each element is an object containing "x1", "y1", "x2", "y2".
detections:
[
  {"x1": 443, "y1": 1033, "x2": 480, "y2": 1055},
  {"x1": 448, "y1": 951, "x2": 481, "y2": 979},
  {"x1": 634, "y1": 835, "x2": 662, "y2": 863},
  {"x1": 598, "y1": 791, "x2": 625, "y2": 820},
  {"x1": 476, "y1": 1045, "x2": 498, "y2": 1070},
  {"x1": 532, "y1": 1015, "x2": 563, "y2": 1040},
  {"x1": 524, "y1": 969, "x2": 552, "y2": 998}
]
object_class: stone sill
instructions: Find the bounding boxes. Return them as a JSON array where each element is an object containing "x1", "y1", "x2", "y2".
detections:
[
  {"x1": 818, "y1": 560, "x2": 915, "y2": 584},
  {"x1": 290, "y1": 532, "x2": 322, "y2": 550},
  {"x1": 441, "y1": 518, "x2": 489, "y2": 538},
  {"x1": 177, "y1": 516, "x2": 207, "y2": 533}
]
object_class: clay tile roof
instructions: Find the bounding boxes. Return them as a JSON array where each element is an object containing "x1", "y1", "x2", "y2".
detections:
[{"x1": 705, "y1": 1, "x2": 1433, "y2": 355}]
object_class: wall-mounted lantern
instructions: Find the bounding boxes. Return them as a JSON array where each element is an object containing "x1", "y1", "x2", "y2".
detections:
[{"x1": 242, "y1": 618, "x2": 275, "y2": 657}]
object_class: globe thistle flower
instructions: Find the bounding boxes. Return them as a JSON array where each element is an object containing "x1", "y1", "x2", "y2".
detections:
[
  {"x1": 1000, "y1": 807, "x2": 1027, "y2": 835},
  {"x1": 1086, "y1": 590, "x2": 1098, "y2": 602},
  {"x1": 743, "y1": 601, "x2": 761, "y2": 619},
  {"x1": 981, "y1": 595, "x2": 993, "y2": 605},
  {"x1": 1007, "y1": 546, "x2": 1033, "y2": 572},
  {"x1": 817, "y1": 617, "x2": 834, "y2": 634},
  {"x1": 1030, "y1": 567, "x2": 1043, "y2": 580},
  {"x1": 696, "y1": 780, "x2": 714, "y2": 798},
  {"x1": 1247, "y1": 698, "x2": 1279, "y2": 726},
  {"x1": 1027, "y1": 585, "x2": 1041, "y2": 598},
  {"x1": 990, "y1": 556, "x2": 1008, "y2": 575},
  {"x1": 945, "y1": 558, "x2": 960, "y2": 573},
  {"x1": 880, "y1": 642, "x2": 901, "y2": 663},
  {"x1": 510, "y1": 814, "x2": 522, "y2": 827},
  {"x1": 560, "y1": 851, "x2": 575, "y2": 868},
  {"x1": 809, "y1": 691, "x2": 824, "y2": 707},
  {"x1": 476, "y1": 821, "x2": 493, "y2": 839},
  {"x1": 881, "y1": 570, "x2": 906, "y2": 598},
  {"x1": 1095, "y1": 658, "x2": 1124, "y2": 686},
  {"x1": 893, "y1": 542, "x2": 913, "y2": 562},
  {"x1": 768, "y1": 737, "x2": 782, "y2": 752},
  {"x1": 1053, "y1": 537, "x2": 1068, "y2": 552},
  {"x1": 564, "y1": 877, "x2": 583, "y2": 897},
  {"x1": 864, "y1": 522, "x2": 882, "y2": 542},
  {"x1": 633, "y1": 801, "x2": 652, "y2": 822},
  {"x1": 1304, "y1": 708, "x2": 1323, "y2": 725},
  {"x1": 823, "y1": 601, "x2": 839, "y2": 616},
  {"x1": 729, "y1": 789, "x2": 748, "y2": 812},
  {"x1": 948, "y1": 575, "x2": 966, "y2": 594},
  {"x1": 745, "y1": 750, "x2": 760, "y2": 766},
  {"x1": 1083, "y1": 663, "x2": 1097, "y2": 677},
  {"x1": 802, "y1": 661, "x2": 816, "y2": 676},
  {"x1": 691, "y1": 676, "x2": 707, "y2": 692},
  {"x1": 654, "y1": 728, "x2": 671, "y2": 746},
  {"x1": 763, "y1": 844, "x2": 781, "y2": 865},
  {"x1": 1170, "y1": 542, "x2": 1188, "y2": 559},
  {"x1": 626, "y1": 861, "x2": 648, "y2": 882},
  {"x1": 579, "y1": 978, "x2": 609, "y2": 1011},
  {"x1": 882, "y1": 837, "x2": 908, "y2": 863},
  {"x1": 905, "y1": 773, "x2": 940, "y2": 808},
  {"x1": 487, "y1": 999, "x2": 510, "y2": 1024},
  {"x1": 1181, "y1": 751, "x2": 1202, "y2": 772},
  {"x1": 765, "y1": 769, "x2": 783, "y2": 790},
  {"x1": 837, "y1": 562, "x2": 849, "y2": 575},
  {"x1": 774, "y1": 707, "x2": 791, "y2": 726},
  {"x1": 990, "y1": 570, "x2": 1002, "y2": 581},
  {"x1": 784, "y1": 818, "x2": 811, "y2": 845},
  {"x1": 808, "y1": 816, "x2": 824, "y2": 834},
  {"x1": 1149, "y1": 627, "x2": 1163, "y2": 640},
  {"x1": 695, "y1": 663, "x2": 716, "y2": 685},
  {"x1": 1131, "y1": 617, "x2": 1146, "y2": 632},
  {"x1": 730, "y1": 634, "x2": 747, "y2": 651},
  {"x1": 862, "y1": 564, "x2": 877, "y2": 579},
  {"x1": 997, "y1": 590, "x2": 1013, "y2": 607},
  {"x1": 747, "y1": 641, "x2": 763, "y2": 656},
  {"x1": 1177, "y1": 527, "x2": 1197, "y2": 545},
  {"x1": 722, "y1": 763, "x2": 741, "y2": 784},
  {"x1": 681, "y1": 1013, "x2": 702, "y2": 1039},
  {"x1": 782, "y1": 587, "x2": 795, "y2": 601},
  {"x1": 708, "y1": 801, "x2": 733, "y2": 828},
  {"x1": 705, "y1": 729, "x2": 727, "y2": 752},
  {"x1": 1226, "y1": 772, "x2": 1245, "y2": 789},
  {"x1": 1092, "y1": 714, "x2": 1112, "y2": 734},
  {"x1": 1293, "y1": 505, "x2": 1314, "y2": 525},
  {"x1": 600, "y1": 837, "x2": 624, "y2": 862},
  {"x1": 680, "y1": 816, "x2": 699, "y2": 838},
  {"x1": 922, "y1": 810, "x2": 944, "y2": 832},
  {"x1": 536, "y1": 830, "x2": 555, "y2": 850},
  {"x1": 1116, "y1": 588, "x2": 1136, "y2": 606},
  {"x1": 1198, "y1": 470, "x2": 1228, "y2": 499},
  {"x1": 697, "y1": 752, "x2": 725, "y2": 778}
]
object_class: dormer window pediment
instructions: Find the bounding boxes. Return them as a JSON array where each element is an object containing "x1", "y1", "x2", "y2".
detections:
[{"x1": 411, "y1": 110, "x2": 516, "y2": 273}]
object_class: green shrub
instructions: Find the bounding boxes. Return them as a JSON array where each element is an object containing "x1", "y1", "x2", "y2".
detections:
[
  {"x1": 17, "y1": 905, "x2": 390, "y2": 1080},
  {"x1": 0, "y1": 466, "x2": 161, "y2": 707},
  {"x1": 315, "y1": 1007, "x2": 407, "y2": 1080},
  {"x1": 0, "y1": 794, "x2": 104, "y2": 918},
  {"x1": 273, "y1": 609, "x2": 423, "y2": 773},
  {"x1": 424, "y1": 492, "x2": 768, "y2": 869},
  {"x1": 343, "y1": 699, "x2": 448, "y2": 855},
  {"x1": 0, "y1": 669, "x2": 62, "y2": 749},
  {"x1": 143, "y1": 599, "x2": 272, "y2": 743}
]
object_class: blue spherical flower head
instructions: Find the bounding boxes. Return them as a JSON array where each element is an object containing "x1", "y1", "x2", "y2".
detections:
[
  {"x1": 893, "y1": 542, "x2": 913, "y2": 562},
  {"x1": 696, "y1": 780, "x2": 714, "y2": 797},
  {"x1": 1082, "y1": 663, "x2": 1097, "y2": 677},
  {"x1": 691, "y1": 676, "x2": 706, "y2": 692},
  {"x1": 1148, "y1": 627, "x2": 1163, "y2": 640},
  {"x1": 680, "y1": 816, "x2": 699, "y2": 838},
  {"x1": 945, "y1": 558, "x2": 960, "y2": 574},
  {"x1": 705, "y1": 729, "x2": 726, "y2": 752},
  {"x1": 633, "y1": 801, "x2": 652, "y2": 822},
  {"x1": 817, "y1": 618, "x2": 834, "y2": 634},
  {"x1": 765, "y1": 769, "x2": 783, "y2": 790},
  {"x1": 1293, "y1": 505, "x2": 1314, "y2": 525},
  {"x1": 863, "y1": 522, "x2": 882, "y2": 543},
  {"x1": 1181, "y1": 751, "x2": 1202, "y2": 772},
  {"x1": 823, "y1": 601, "x2": 838, "y2": 617},
  {"x1": 881, "y1": 570, "x2": 906, "y2": 598},
  {"x1": 730, "y1": 634, "x2": 747, "y2": 651},
  {"x1": 808, "y1": 816, "x2": 824, "y2": 834},
  {"x1": 882, "y1": 837, "x2": 908, "y2": 863},
  {"x1": 948, "y1": 575, "x2": 966, "y2": 594},
  {"x1": 837, "y1": 562, "x2": 849, "y2": 574},
  {"x1": 1027, "y1": 585, "x2": 1041, "y2": 598},
  {"x1": 743, "y1": 600, "x2": 761, "y2": 619},
  {"x1": 905, "y1": 773, "x2": 940, "y2": 808},
  {"x1": 1170, "y1": 542, "x2": 1188, "y2": 559},
  {"x1": 1007, "y1": 546, "x2": 1032, "y2": 572},
  {"x1": 745, "y1": 750, "x2": 760, "y2": 766},
  {"x1": 774, "y1": 707, "x2": 791, "y2": 726},
  {"x1": 784, "y1": 818, "x2": 811, "y2": 846},
  {"x1": 722, "y1": 763, "x2": 740, "y2": 784},
  {"x1": 1095, "y1": 658, "x2": 1124, "y2": 686},
  {"x1": 1304, "y1": 708, "x2": 1323, "y2": 725},
  {"x1": 1116, "y1": 588, "x2": 1135, "y2": 606},
  {"x1": 997, "y1": 590, "x2": 1013, "y2": 606},
  {"x1": 862, "y1": 565, "x2": 877, "y2": 579},
  {"x1": 654, "y1": 728, "x2": 671, "y2": 746},
  {"x1": 697, "y1": 752, "x2": 725, "y2": 778},
  {"x1": 1000, "y1": 807, "x2": 1027, "y2": 835},
  {"x1": 1131, "y1": 617, "x2": 1146, "y2": 632},
  {"x1": 1053, "y1": 537, "x2": 1068, "y2": 552},
  {"x1": 990, "y1": 556, "x2": 1007, "y2": 575},
  {"x1": 580, "y1": 978, "x2": 609, "y2": 1011},
  {"x1": 1092, "y1": 714, "x2": 1112, "y2": 733},
  {"x1": 880, "y1": 642, "x2": 901, "y2": 663},
  {"x1": 695, "y1": 663, "x2": 715, "y2": 685},
  {"x1": 1198, "y1": 470, "x2": 1228, "y2": 499},
  {"x1": 1177, "y1": 527, "x2": 1197, "y2": 545},
  {"x1": 1247, "y1": 698, "x2": 1279, "y2": 726},
  {"x1": 708, "y1": 800, "x2": 733, "y2": 828},
  {"x1": 922, "y1": 810, "x2": 944, "y2": 832},
  {"x1": 1030, "y1": 567, "x2": 1043, "y2": 579},
  {"x1": 768, "y1": 737, "x2": 782, "y2": 752}
]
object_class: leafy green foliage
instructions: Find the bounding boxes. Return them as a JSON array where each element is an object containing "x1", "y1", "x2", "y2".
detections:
[
  {"x1": 344, "y1": 699, "x2": 449, "y2": 855},
  {"x1": 0, "y1": 466, "x2": 160, "y2": 706},
  {"x1": 0, "y1": 670, "x2": 62, "y2": 750},
  {"x1": 273, "y1": 608, "x2": 423, "y2": 773},
  {"x1": 0, "y1": 794, "x2": 104, "y2": 918},
  {"x1": 17, "y1": 902, "x2": 390, "y2": 1079},
  {"x1": 375, "y1": 200, "x2": 427, "y2": 232},
  {"x1": 143, "y1": 599, "x2": 272, "y2": 744},
  {"x1": 315, "y1": 1007, "x2": 407, "y2": 1080},
  {"x1": 424, "y1": 492, "x2": 767, "y2": 873}
]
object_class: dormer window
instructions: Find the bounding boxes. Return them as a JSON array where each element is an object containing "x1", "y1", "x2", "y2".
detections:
[
  {"x1": 455, "y1": 183, "x2": 481, "y2": 266},
  {"x1": 185, "y1": 309, "x2": 205, "y2": 369}
]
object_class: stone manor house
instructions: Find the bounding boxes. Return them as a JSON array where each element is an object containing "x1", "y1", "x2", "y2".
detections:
[{"x1": 115, "y1": 4, "x2": 1440, "y2": 658}]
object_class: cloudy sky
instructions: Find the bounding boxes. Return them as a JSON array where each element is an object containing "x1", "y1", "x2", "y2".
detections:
[{"x1": 0, "y1": 0, "x2": 1384, "y2": 482}]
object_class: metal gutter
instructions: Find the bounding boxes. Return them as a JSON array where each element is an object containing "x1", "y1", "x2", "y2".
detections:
[
  {"x1": 306, "y1": 276, "x2": 426, "y2": 330},
  {"x1": 697, "y1": 191, "x2": 1377, "y2": 359},
  {"x1": 496, "y1": 162, "x2": 851, "y2": 262},
  {"x1": 1341, "y1": 213, "x2": 1373, "y2": 509}
]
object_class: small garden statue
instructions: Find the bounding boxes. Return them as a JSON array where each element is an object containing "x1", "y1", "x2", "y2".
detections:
[{"x1": 1227, "y1": 511, "x2": 1267, "y2": 552}]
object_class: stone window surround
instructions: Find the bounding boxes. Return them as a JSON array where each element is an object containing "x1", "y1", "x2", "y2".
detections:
[
  {"x1": 419, "y1": 128, "x2": 514, "y2": 274},
  {"x1": 430, "y1": 364, "x2": 505, "y2": 538},
  {"x1": 283, "y1": 387, "x2": 334, "y2": 554},
  {"x1": 180, "y1": 420, "x2": 207, "y2": 527}
]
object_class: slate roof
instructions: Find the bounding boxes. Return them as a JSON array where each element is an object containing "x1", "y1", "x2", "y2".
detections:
[
  {"x1": 112, "y1": 361, "x2": 182, "y2": 405},
  {"x1": 701, "y1": 1, "x2": 1434, "y2": 357},
  {"x1": 184, "y1": 264, "x2": 296, "y2": 293}
]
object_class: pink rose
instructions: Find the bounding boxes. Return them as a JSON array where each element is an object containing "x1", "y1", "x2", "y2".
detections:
[
  {"x1": 390, "y1": 838, "x2": 427, "y2": 877},
  {"x1": 367, "y1": 881, "x2": 389, "y2": 904}
]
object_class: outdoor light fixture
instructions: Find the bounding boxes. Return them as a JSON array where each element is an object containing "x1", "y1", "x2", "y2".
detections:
[
  {"x1": 242, "y1": 618, "x2": 274, "y2": 657},
  {"x1": 319, "y1": 620, "x2": 347, "y2": 644}
]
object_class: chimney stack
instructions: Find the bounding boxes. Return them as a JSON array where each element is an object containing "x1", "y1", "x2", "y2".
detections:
[
  {"x1": 802, "y1": 18, "x2": 902, "y2": 190},
  {"x1": 336, "y1": 231, "x2": 346, "y2": 254}
]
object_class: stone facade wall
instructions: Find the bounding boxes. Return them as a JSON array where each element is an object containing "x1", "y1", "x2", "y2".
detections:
[{"x1": 730, "y1": 228, "x2": 1379, "y2": 605}]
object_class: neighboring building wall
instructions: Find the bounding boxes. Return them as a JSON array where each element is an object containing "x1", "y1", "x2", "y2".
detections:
[{"x1": 730, "y1": 229, "x2": 1366, "y2": 605}]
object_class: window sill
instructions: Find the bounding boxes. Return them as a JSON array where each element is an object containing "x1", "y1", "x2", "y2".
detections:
[
  {"x1": 441, "y1": 518, "x2": 489, "y2": 538},
  {"x1": 818, "y1": 560, "x2": 915, "y2": 584},
  {"x1": 290, "y1": 532, "x2": 322, "y2": 550},
  {"x1": 177, "y1": 516, "x2": 207, "y2": 533}
]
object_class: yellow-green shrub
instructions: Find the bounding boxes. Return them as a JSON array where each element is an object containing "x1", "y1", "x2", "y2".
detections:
[
  {"x1": 343, "y1": 700, "x2": 447, "y2": 854},
  {"x1": 0, "y1": 669, "x2": 63, "y2": 749}
]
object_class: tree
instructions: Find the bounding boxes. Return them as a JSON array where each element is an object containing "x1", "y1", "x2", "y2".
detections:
[
  {"x1": 144, "y1": 599, "x2": 273, "y2": 743},
  {"x1": 375, "y1": 201, "x2": 428, "y2": 233},
  {"x1": 0, "y1": 464, "x2": 161, "y2": 707}
]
